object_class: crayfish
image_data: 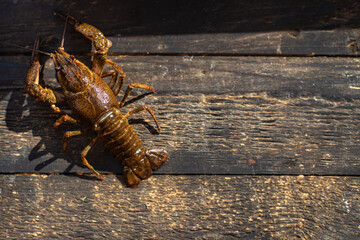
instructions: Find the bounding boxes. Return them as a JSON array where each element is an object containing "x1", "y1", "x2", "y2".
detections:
[{"x1": 23, "y1": 10, "x2": 167, "y2": 187}]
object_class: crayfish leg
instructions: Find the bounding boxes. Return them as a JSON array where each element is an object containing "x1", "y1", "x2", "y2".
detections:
[
  {"x1": 125, "y1": 105, "x2": 161, "y2": 133},
  {"x1": 119, "y1": 83, "x2": 155, "y2": 108},
  {"x1": 104, "y1": 59, "x2": 125, "y2": 95},
  {"x1": 101, "y1": 69, "x2": 124, "y2": 96},
  {"x1": 101, "y1": 70, "x2": 118, "y2": 90},
  {"x1": 62, "y1": 129, "x2": 90, "y2": 152},
  {"x1": 53, "y1": 114, "x2": 78, "y2": 129},
  {"x1": 81, "y1": 136, "x2": 104, "y2": 180}
]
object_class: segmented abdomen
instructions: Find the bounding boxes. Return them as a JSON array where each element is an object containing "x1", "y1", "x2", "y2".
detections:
[
  {"x1": 99, "y1": 110, "x2": 142, "y2": 160},
  {"x1": 96, "y1": 108, "x2": 153, "y2": 182},
  {"x1": 95, "y1": 107, "x2": 167, "y2": 187}
]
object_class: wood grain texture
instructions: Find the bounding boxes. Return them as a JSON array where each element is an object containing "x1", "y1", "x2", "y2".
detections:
[
  {"x1": 1, "y1": 55, "x2": 360, "y2": 175},
  {"x1": 1, "y1": 2, "x2": 360, "y2": 238},
  {"x1": 3, "y1": 55, "x2": 360, "y2": 98},
  {"x1": 106, "y1": 29, "x2": 360, "y2": 55},
  {"x1": 1, "y1": 175, "x2": 359, "y2": 239},
  {"x1": 2, "y1": 0, "x2": 360, "y2": 55}
]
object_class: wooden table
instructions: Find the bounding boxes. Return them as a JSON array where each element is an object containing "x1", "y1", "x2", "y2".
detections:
[{"x1": 1, "y1": 1, "x2": 359, "y2": 239}]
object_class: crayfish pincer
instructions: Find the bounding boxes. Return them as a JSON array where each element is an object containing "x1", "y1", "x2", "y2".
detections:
[{"x1": 25, "y1": 10, "x2": 167, "y2": 187}]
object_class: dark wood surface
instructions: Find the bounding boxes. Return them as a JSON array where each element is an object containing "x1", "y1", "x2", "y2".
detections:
[
  {"x1": 2, "y1": 55, "x2": 360, "y2": 176},
  {"x1": 1, "y1": 175, "x2": 359, "y2": 239},
  {"x1": 1, "y1": 0, "x2": 360, "y2": 239}
]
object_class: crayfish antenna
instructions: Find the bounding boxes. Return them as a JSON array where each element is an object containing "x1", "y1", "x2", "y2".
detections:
[
  {"x1": 30, "y1": 36, "x2": 40, "y2": 64},
  {"x1": 59, "y1": 9, "x2": 71, "y2": 49},
  {"x1": 51, "y1": 9, "x2": 80, "y2": 27},
  {"x1": 4, "y1": 42, "x2": 51, "y2": 56}
]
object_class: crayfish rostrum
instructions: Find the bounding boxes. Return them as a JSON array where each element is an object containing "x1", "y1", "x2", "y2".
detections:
[{"x1": 24, "y1": 10, "x2": 167, "y2": 187}]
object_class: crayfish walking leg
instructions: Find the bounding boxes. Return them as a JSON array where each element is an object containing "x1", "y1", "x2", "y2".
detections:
[{"x1": 124, "y1": 106, "x2": 161, "y2": 133}]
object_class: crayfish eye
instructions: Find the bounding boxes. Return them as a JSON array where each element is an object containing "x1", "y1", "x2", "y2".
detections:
[{"x1": 56, "y1": 65, "x2": 62, "y2": 71}]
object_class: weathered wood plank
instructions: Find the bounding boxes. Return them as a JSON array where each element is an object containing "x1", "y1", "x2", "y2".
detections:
[
  {"x1": 0, "y1": 175, "x2": 359, "y2": 239},
  {"x1": 2, "y1": 91, "x2": 360, "y2": 175},
  {"x1": 2, "y1": 55, "x2": 360, "y2": 98},
  {"x1": 0, "y1": 55, "x2": 360, "y2": 175},
  {"x1": 106, "y1": 29, "x2": 360, "y2": 55},
  {"x1": 1, "y1": 0, "x2": 360, "y2": 55},
  {"x1": 2, "y1": 2, "x2": 359, "y2": 239}
]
